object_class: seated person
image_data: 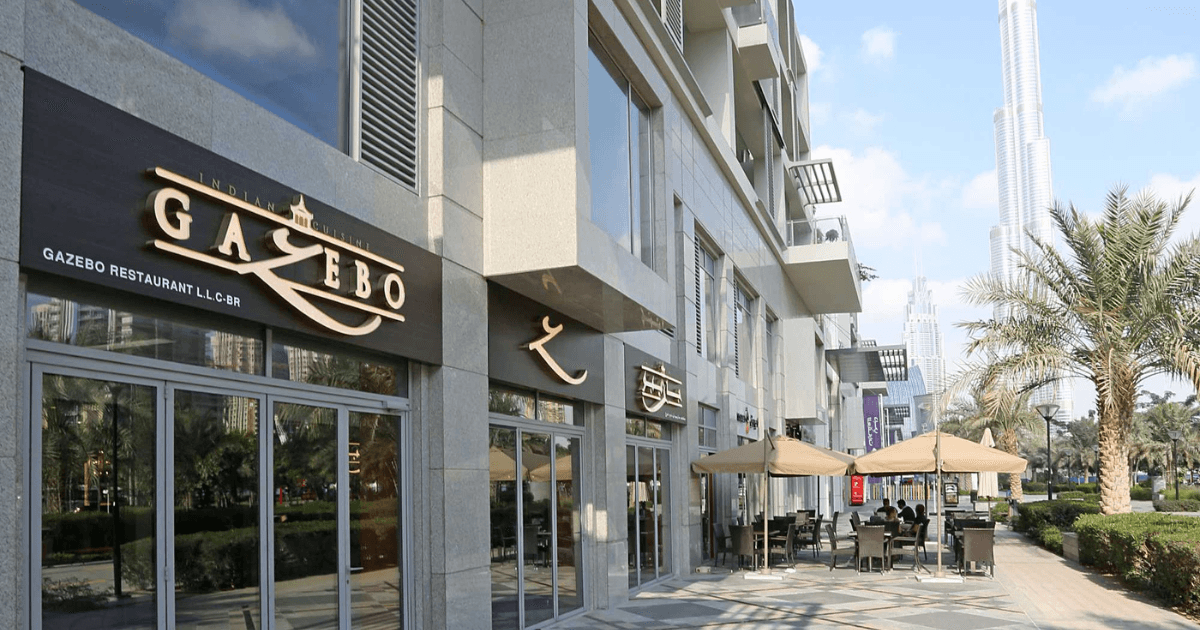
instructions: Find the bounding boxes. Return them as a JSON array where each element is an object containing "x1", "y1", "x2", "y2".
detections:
[
  {"x1": 897, "y1": 499, "x2": 916, "y2": 523},
  {"x1": 874, "y1": 498, "x2": 892, "y2": 515},
  {"x1": 884, "y1": 507, "x2": 900, "y2": 522}
]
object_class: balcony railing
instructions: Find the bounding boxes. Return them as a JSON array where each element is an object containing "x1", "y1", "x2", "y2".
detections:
[{"x1": 787, "y1": 215, "x2": 853, "y2": 250}]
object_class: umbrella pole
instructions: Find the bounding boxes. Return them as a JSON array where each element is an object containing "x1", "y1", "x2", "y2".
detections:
[{"x1": 763, "y1": 462, "x2": 770, "y2": 573}]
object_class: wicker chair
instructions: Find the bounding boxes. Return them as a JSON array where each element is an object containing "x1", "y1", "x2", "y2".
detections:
[
  {"x1": 826, "y1": 523, "x2": 856, "y2": 571},
  {"x1": 959, "y1": 528, "x2": 996, "y2": 578},
  {"x1": 888, "y1": 519, "x2": 928, "y2": 572},
  {"x1": 856, "y1": 525, "x2": 888, "y2": 573}
]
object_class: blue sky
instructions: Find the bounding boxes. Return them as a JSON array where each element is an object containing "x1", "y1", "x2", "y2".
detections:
[{"x1": 796, "y1": 2, "x2": 1200, "y2": 414}]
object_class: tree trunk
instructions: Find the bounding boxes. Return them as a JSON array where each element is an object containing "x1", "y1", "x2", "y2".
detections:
[
  {"x1": 1097, "y1": 385, "x2": 1134, "y2": 515},
  {"x1": 998, "y1": 429, "x2": 1023, "y2": 501}
]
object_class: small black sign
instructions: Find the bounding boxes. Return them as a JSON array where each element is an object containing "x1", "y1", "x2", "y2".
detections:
[
  {"x1": 624, "y1": 346, "x2": 687, "y2": 424},
  {"x1": 487, "y1": 284, "x2": 604, "y2": 404},
  {"x1": 20, "y1": 70, "x2": 442, "y2": 364}
]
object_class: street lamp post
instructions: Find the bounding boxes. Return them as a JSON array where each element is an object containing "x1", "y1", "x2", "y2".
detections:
[
  {"x1": 1093, "y1": 445, "x2": 1100, "y2": 488},
  {"x1": 1036, "y1": 404, "x2": 1060, "y2": 501},
  {"x1": 1168, "y1": 430, "x2": 1182, "y2": 501}
]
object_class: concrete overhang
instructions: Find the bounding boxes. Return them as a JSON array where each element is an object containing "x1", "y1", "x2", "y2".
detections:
[
  {"x1": 828, "y1": 345, "x2": 908, "y2": 383},
  {"x1": 782, "y1": 240, "x2": 862, "y2": 314},
  {"x1": 734, "y1": 22, "x2": 781, "y2": 81},
  {"x1": 489, "y1": 265, "x2": 672, "y2": 334},
  {"x1": 861, "y1": 381, "x2": 890, "y2": 397},
  {"x1": 686, "y1": 0, "x2": 756, "y2": 31}
]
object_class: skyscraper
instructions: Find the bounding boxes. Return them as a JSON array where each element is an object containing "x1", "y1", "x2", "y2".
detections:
[
  {"x1": 903, "y1": 275, "x2": 945, "y2": 395},
  {"x1": 991, "y1": 0, "x2": 1073, "y2": 423}
]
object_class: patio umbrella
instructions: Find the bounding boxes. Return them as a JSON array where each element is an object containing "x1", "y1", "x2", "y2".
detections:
[
  {"x1": 691, "y1": 434, "x2": 855, "y2": 575},
  {"x1": 851, "y1": 430, "x2": 1026, "y2": 579},
  {"x1": 851, "y1": 430, "x2": 1027, "y2": 476},
  {"x1": 489, "y1": 447, "x2": 551, "y2": 481},
  {"x1": 976, "y1": 428, "x2": 1001, "y2": 499}
]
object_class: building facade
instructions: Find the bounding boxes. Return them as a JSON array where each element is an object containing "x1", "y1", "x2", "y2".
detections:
[
  {"x1": 990, "y1": 0, "x2": 1072, "y2": 422},
  {"x1": 0, "y1": 1, "x2": 878, "y2": 628},
  {"x1": 901, "y1": 275, "x2": 944, "y2": 396}
]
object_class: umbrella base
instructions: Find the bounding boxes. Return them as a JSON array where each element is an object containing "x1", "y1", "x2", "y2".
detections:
[
  {"x1": 744, "y1": 571, "x2": 784, "y2": 581},
  {"x1": 917, "y1": 573, "x2": 964, "y2": 584}
]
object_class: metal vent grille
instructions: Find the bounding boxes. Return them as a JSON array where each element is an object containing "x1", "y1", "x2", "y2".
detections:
[
  {"x1": 733, "y1": 285, "x2": 741, "y2": 378},
  {"x1": 359, "y1": 0, "x2": 419, "y2": 189},
  {"x1": 662, "y1": 0, "x2": 683, "y2": 50},
  {"x1": 694, "y1": 239, "x2": 703, "y2": 356}
]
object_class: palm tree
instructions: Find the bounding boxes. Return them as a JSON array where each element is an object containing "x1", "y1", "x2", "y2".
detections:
[
  {"x1": 962, "y1": 186, "x2": 1200, "y2": 514},
  {"x1": 941, "y1": 369, "x2": 1045, "y2": 501},
  {"x1": 1134, "y1": 391, "x2": 1200, "y2": 492}
]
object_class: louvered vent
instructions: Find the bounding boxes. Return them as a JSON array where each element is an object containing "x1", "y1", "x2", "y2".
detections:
[
  {"x1": 694, "y1": 240, "x2": 703, "y2": 356},
  {"x1": 360, "y1": 0, "x2": 419, "y2": 189},
  {"x1": 662, "y1": 0, "x2": 683, "y2": 50},
  {"x1": 733, "y1": 286, "x2": 741, "y2": 378}
]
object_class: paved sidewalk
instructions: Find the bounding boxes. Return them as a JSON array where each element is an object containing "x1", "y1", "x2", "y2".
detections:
[{"x1": 544, "y1": 526, "x2": 1199, "y2": 630}]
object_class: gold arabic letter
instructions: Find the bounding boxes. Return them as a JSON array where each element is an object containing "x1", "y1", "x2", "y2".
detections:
[{"x1": 526, "y1": 316, "x2": 588, "y2": 385}]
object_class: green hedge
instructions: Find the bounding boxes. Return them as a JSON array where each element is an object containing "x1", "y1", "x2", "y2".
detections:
[
  {"x1": 1013, "y1": 500, "x2": 1102, "y2": 535},
  {"x1": 1039, "y1": 525, "x2": 1064, "y2": 554},
  {"x1": 1056, "y1": 490, "x2": 1100, "y2": 502},
  {"x1": 990, "y1": 501, "x2": 1011, "y2": 523},
  {"x1": 1023, "y1": 481, "x2": 1047, "y2": 493},
  {"x1": 1131, "y1": 486, "x2": 1154, "y2": 501},
  {"x1": 1075, "y1": 513, "x2": 1200, "y2": 615},
  {"x1": 1154, "y1": 499, "x2": 1200, "y2": 513}
]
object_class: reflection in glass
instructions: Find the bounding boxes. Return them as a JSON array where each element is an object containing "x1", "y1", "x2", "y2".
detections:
[
  {"x1": 28, "y1": 293, "x2": 262, "y2": 374},
  {"x1": 555, "y1": 436, "x2": 583, "y2": 615},
  {"x1": 273, "y1": 402, "x2": 338, "y2": 629},
  {"x1": 588, "y1": 42, "x2": 633, "y2": 252},
  {"x1": 638, "y1": 445, "x2": 655, "y2": 585},
  {"x1": 349, "y1": 412, "x2": 403, "y2": 628},
  {"x1": 655, "y1": 449, "x2": 670, "y2": 577},
  {"x1": 173, "y1": 390, "x2": 260, "y2": 628},
  {"x1": 489, "y1": 426, "x2": 519, "y2": 630},
  {"x1": 40, "y1": 375, "x2": 157, "y2": 629},
  {"x1": 522, "y1": 432, "x2": 553, "y2": 628},
  {"x1": 626, "y1": 445, "x2": 637, "y2": 589},
  {"x1": 537, "y1": 396, "x2": 580, "y2": 426},
  {"x1": 73, "y1": 0, "x2": 348, "y2": 147},
  {"x1": 488, "y1": 387, "x2": 535, "y2": 420},
  {"x1": 272, "y1": 343, "x2": 404, "y2": 396}
]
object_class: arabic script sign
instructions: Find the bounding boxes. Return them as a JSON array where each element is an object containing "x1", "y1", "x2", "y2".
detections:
[
  {"x1": 624, "y1": 346, "x2": 687, "y2": 423},
  {"x1": 526, "y1": 316, "x2": 588, "y2": 385},
  {"x1": 636, "y1": 364, "x2": 682, "y2": 412},
  {"x1": 19, "y1": 70, "x2": 442, "y2": 363}
]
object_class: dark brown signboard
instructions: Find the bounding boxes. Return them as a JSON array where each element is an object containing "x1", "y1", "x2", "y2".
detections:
[
  {"x1": 624, "y1": 346, "x2": 687, "y2": 424},
  {"x1": 20, "y1": 70, "x2": 442, "y2": 364},
  {"x1": 487, "y1": 284, "x2": 604, "y2": 404}
]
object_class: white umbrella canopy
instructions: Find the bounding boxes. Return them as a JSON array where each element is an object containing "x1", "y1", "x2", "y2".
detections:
[
  {"x1": 977, "y1": 428, "x2": 1002, "y2": 498},
  {"x1": 852, "y1": 430, "x2": 1027, "y2": 476},
  {"x1": 690, "y1": 435, "x2": 856, "y2": 477}
]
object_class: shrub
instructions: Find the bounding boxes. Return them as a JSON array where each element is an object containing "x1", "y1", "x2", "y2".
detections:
[
  {"x1": 1023, "y1": 481, "x2": 1047, "y2": 494},
  {"x1": 1074, "y1": 513, "x2": 1200, "y2": 615},
  {"x1": 1075, "y1": 483, "x2": 1100, "y2": 494},
  {"x1": 1013, "y1": 500, "x2": 1101, "y2": 534},
  {"x1": 1039, "y1": 525, "x2": 1064, "y2": 554},
  {"x1": 990, "y1": 501, "x2": 1010, "y2": 523},
  {"x1": 1154, "y1": 499, "x2": 1200, "y2": 513},
  {"x1": 1131, "y1": 486, "x2": 1154, "y2": 501}
]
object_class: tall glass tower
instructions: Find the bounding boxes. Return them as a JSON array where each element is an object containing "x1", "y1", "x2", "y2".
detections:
[
  {"x1": 903, "y1": 275, "x2": 945, "y2": 395},
  {"x1": 991, "y1": 0, "x2": 1072, "y2": 423}
]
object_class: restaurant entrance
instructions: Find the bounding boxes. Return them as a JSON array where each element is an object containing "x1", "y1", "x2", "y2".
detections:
[{"x1": 30, "y1": 351, "x2": 410, "y2": 630}]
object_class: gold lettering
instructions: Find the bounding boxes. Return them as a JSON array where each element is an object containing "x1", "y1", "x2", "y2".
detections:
[
  {"x1": 227, "y1": 184, "x2": 237, "y2": 197},
  {"x1": 147, "y1": 187, "x2": 192, "y2": 240},
  {"x1": 210, "y1": 178, "x2": 220, "y2": 190},
  {"x1": 380, "y1": 273, "x2": 405, "y2": 309},
  {"x1": 323, "y1": 248, "x2": 340, "y2": 289},
  {"x1": 354, "y1": 260, "x2": 371, "y2": 298},
  {"x1": 214, "y1": 213, "x2": 251, "y2": 261}
]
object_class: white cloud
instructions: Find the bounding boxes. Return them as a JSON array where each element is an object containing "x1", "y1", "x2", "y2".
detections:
[
  {"x1": 799, "y1": 34, "x2": 823, "y2": 73},
  {"x1": 861, "y1": 26, "x2": 896, "y2": 62},
  {"x1": 841, "y1": 108, "x2": 884, "y2": 135},
  {"x1": 860, "y1": 278, "x2": 911, "y2": 325},
  {"x1": 168, "y1": 0, "x2": 317, "y2": 61},
  {"x1": 810, "y1": 145, "x2": 946, "y2": 251},
  {"x1": 961, "y1": 169, "x2": 999, "y2": 211},
  {"x1": 1091, "y1": 54, "x2": 1196, "y2": 113}
]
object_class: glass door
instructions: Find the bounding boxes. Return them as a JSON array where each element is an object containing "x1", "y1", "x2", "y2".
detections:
[
  {"x1": 348, "y1": 411, "x2": 404, "y2": 628},
  {"x1": 270, "y1": 399, "x2": 343, "y2": 629},
  {"x1": 168, "y1": 386, "x2": 265, "y2": 629},
  {"x1": 34, "y1": 369, "x2": 162, "y2": 630},
  {"x1": 626, "y1": 442, "x2": 671, "y2": 589}
]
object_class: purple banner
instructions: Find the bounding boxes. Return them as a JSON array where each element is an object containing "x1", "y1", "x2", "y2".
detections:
[{"x1": 863, "y1": 395, "x2": 883, "y2": 484}]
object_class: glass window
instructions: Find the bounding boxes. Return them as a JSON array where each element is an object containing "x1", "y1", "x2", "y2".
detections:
[
  {"x1": 698, "y1": 405, "x2": 717, "y2": 451},
  {"x1": 626, "y1": 417, "x2": 645, "y2": 437},
  {"x1": 271, "y1": 341, "x2": 406, "y2": 396},
  {"x1": 588, "y1": 36, "x2": 654, "y2": 266},
  {"x1": 28, "y1": 293, "x2": 263, "y2": 374},
  {"x1": 74, "y1": 0, "x2": 348, "y2": 148},
  {"x1": 488, "y1": 386, "x2": 581, "y2": 426}
]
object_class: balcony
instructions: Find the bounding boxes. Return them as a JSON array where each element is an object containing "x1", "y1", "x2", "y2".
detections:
[
  {"x1": 730, "y1": 2, "x2": 781, "y2": 80},
  {"x1": 783, "y1": 216, "x2": 862, "y2": 314}
]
